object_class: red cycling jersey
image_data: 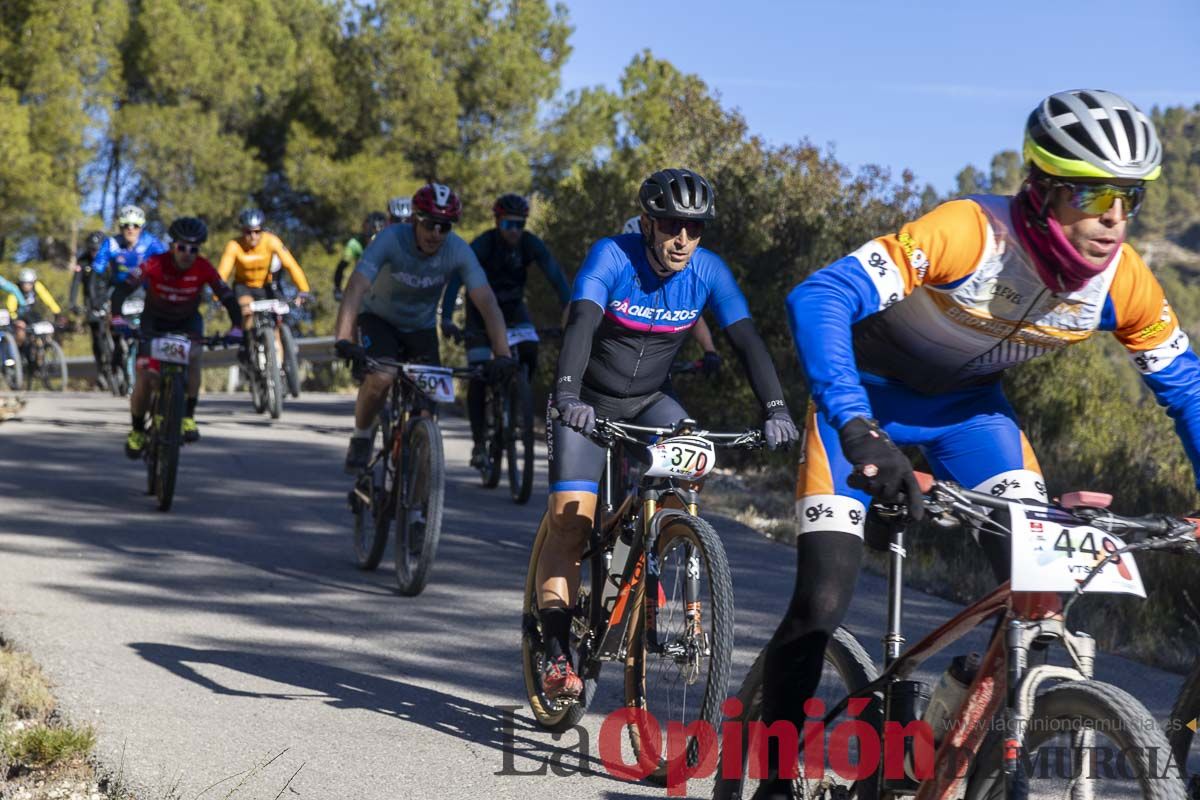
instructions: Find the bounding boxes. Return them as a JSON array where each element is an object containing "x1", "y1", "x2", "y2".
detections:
[{"x1": 128, "y1": 252, "x2": 234, "y2": 321}]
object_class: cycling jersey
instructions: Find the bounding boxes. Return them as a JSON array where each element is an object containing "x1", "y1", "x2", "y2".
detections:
[
  {"x1": 353, "y1": 224, "x2": 487, "y2": 333},
  {"x1": 787, "y1": 194, "x2": 1200, "y2": 488},
  {"x1": 440, "y1": 229, "x2": 571, "y2": 324},
  {"x1": 561, "y1": 234, "x2": 750, "y2": 400},
  {"x1": 6, "y1": 281, "x2": 60, "y2": 316},
  {"x1": 0, "y1": 276, "x2": 23, "y2": 309},
  {"x1": 115, "y1": 252, "x2": 239, "y2": 325},
  {"x1": 217, "y1": 231, "x2": 310, "y2": 292},
  {"x1": 92, "y1": 231, "x2": 167, "y2": 284}
]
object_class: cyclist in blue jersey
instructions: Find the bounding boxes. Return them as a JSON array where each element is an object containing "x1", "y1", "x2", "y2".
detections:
[
  {"x1": 0, "y1": 275, "x2": 23, "y2": 310},
  {"x1": 441, "y1": 193, "x2": 572, "y2": 468},
  {"x1": 93, "y1": 205, "x2": 168, "y2": 290},
  {"x1": 534, "y1": 168, "x2": 799, "y2": 701},
  {"x1": 333, "y1": 183, "x2": 517, "y2": 473}
]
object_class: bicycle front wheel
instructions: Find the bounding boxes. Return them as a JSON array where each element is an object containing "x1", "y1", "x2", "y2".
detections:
[
  {"x1": 506, "y1": 370, "x2": 535, "y2": 504},
  {"x1": 394, "y1": 417, "x2": 444, "y2": 596},
  {"x1": 965, "y1": 680, "x2": 1186, "y2": 800},
  {"x1": 155, "y1": 372, "x2": 186, "y2": 512},
  {"x1": 482, "y1": 387, "x2": 502, "y2": 489},
  {"x1": 624, "y1": 512, "x2": 734, "y2": 785},
  {"x1": 712, "y1": 628, "x2": 881, "y2": 800},
  {"x1": 0, "y1": 335, "x2": 21, "y2": 390},
  {"x1": 42, "y1": 339, "x2": 66, "y2": 391},
  {"x1": 1170, "y1": 667, "x2": 1200, "y2": 799},
  {"x1": 264, "y1": 333, "x2": 282, "y2": 419}
]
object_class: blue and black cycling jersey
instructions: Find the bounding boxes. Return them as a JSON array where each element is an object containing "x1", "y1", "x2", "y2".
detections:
[
  {"x1": 556, "y1": 234, "x2": 784, "y2": 415},
  {"x1": 92, "y1": 231, "x2": 167, "y2": 286},
  {"x1": 441, "y1": 229, "x2": 571, "y2": 327}
]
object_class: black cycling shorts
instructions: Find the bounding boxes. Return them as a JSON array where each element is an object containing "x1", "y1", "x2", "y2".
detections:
[
  {"x1": 547, "y1": 390, "x2": 687, "y2": 494},
  {"x1": 235, "y1": 284, "x2": 274, "y2": 301},
  {"x1": 357, "y1": 313, "x2": 440, "y2": 366}
]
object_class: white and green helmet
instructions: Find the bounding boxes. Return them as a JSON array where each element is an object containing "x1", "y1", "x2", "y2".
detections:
[{"x1": 1024, "y1": 89, "x2": 1162, "y2": 181}]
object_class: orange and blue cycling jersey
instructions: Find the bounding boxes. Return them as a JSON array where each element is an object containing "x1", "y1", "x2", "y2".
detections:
[
  {"x1": 217, "y1": 231, "x2": 310, "y2": 292},
  {"x1": 786, "y1": 195, "x2": 1200, "y2": 535}
]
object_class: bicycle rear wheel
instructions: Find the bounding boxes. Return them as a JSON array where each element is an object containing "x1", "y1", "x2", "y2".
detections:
[
  {"x1": 520, "y1": 512, "x2": 596, "y2": 732},
  {"x1": 506, "y1": 370, "x2": 534, "y2": 504},
  {"x1": 965, "y1": 680, "x2": 1186, "y2": 800},
  {"x1": 394, "y1": 417, "x2": 444, "y2": 596},
  {"x1": 712, "y1": 628, "x2": 881, "y2": 800},
  {"x1": 280, "y1": 324, "x2": 301, "y2": 398},
  {"x1": 155, "y1": 372, "x2": 186, "y2": 512},
  {"x1": 624, "y1": 512, "x2": 734, "y2": 785},
  {"x1": 1169, "y1": 666, "x2": 1200, "y2": 799}
]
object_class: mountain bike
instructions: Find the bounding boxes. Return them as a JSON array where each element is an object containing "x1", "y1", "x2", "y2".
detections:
[
  {"x1": 243, "y1": 297, "x2": 289, "y2": 419},
  {"x1": 138, "y1": 332, "x2": 234, "y2": 512},
  {"x1": 715, "y1": 476, "x2": 1197, "y2": 800},
  {"x1": 475, "y1": 324, "x2": 554, "y2": 504},
  {"x1": 1167, "y1": 542, "x2": 1200, "y2": 800},
  {"x1": 108, "y1": 294, "x2": 144, "y2": 396},
  {"x1": 0, "y1": 309, "x2": 22, "y2": 390},
  {"x1": 521, "y1": 414, "x2": 764, "y2": 784},
  {"x1": 21, "y1": 317, "x2": 66, "y2": 391},
  {"x1": 348, "y1": 357, "x2": 476, "y2": 596}
]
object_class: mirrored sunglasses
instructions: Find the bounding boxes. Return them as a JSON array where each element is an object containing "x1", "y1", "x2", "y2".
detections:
[{"x1": 1056, "y1": 181, "x2": 1146, "y2": 218}]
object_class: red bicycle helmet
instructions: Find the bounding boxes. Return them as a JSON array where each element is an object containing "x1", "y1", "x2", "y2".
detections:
[{"x1": 412, "y1": 183, "x2": 462, "y2": 222}]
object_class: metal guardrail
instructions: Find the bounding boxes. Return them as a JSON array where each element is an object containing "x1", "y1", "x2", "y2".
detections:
[{"x1": 63, "y1": 336, "x2": 336, "y2": 380}]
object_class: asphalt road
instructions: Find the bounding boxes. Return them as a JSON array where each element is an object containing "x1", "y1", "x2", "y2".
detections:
[{"x1": 0, "y1": 392, "x2": 1187, "y2": 799}]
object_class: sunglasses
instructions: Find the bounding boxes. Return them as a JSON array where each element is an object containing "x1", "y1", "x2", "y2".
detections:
[
  {"x1": 121, "y1": 223, "x2": 142, "y2": 230},
  {"x1": 1054, "y1": 181, "x2": 1146, "y2": 218},
  {"x1": 417, "y1": 217, "x2": 453, "y2": 234},
  {"x1": 174, "y1": 242, "x2": 201, "y2": 254},
  {"x1": 499, "y1": 218, "x2": 526, "y2": 231},
  {"x1": 244, "y1": 228, "x2": 263, "y2": 235},
  {"x1": 654, "y1": 218, "x2": 705, "y2": 238}
]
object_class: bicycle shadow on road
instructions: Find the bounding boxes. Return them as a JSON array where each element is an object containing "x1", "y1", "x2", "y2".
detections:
[{"x1": 129, "y1": 641, "x2": 646, "y2": 791}]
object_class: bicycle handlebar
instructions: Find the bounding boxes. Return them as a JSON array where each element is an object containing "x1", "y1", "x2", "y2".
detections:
[{"x1": 549, "y1": 408, "x2": 763, "y2": 450}]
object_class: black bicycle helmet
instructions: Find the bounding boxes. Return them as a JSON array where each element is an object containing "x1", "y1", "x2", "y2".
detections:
[
  {"x1": 85, "y1": 230, "x2": 105, "y2": 248},
  {"x1": 638, "y1": 168, "x2": 716, "y2": 220},
  {"x1": 365, "y1": 211, "x2": 389, "y2": 236},
  {"x1": 493, "y1": 193, "x2": 530, "y2": 217},
  {"x1": 168, "y1": 217, "x2": 208, "y2": 244},
  {"x1": 238, "y1": 208, "x2": 265, "y2": 229}
]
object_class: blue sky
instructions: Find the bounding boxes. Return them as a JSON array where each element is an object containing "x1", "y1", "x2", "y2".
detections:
[{"x1": 556, "y1": 0, "x2": 1200, "y2": 193}]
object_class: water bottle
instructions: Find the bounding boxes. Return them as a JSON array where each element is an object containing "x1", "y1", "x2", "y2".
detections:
[{"x1": 923, "y1": 653, "x2": 981, "y2": 744}]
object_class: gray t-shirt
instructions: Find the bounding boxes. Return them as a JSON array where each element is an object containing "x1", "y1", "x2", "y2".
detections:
[{"x1": 354, "y1": 224, "x2": 487, "y2": 332}]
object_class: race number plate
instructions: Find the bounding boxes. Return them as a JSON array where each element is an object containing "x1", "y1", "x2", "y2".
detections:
[
  {"x1": 150, "y1": 335, "x2": 191, "y2": 365},
  {"x1": 32, "y1": 321, "x2": 55, "y2": 336},
  {"x1": 249, "y1": 299, "x2": 279, "y2": 313},
  {"x1": 402, "y1": 365, "x2": 455, "y2": 403},
  {"x1": 0, "y1": 310, "x2": 9, "y2": 326},
  {"x1": 121, "y1": 297, "x2": 145, "y2": 316},
  {"x1": 506, "y1": 325, "x2": 540, "y2": 346},
  {"x1": 644, "y1": 435, "x2": 717, "y2": 481},
  {"x1": 1008, "y1": 502, "x2": 1145, "y2": 597}
]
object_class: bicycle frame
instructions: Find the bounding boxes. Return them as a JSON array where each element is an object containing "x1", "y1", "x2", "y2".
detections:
[{"x1": 820, "y1": 513, "x2": 1105, "y2": 800}]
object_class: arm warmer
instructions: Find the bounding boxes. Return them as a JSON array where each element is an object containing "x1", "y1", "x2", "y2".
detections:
[
  {"x1": 724, "y1": 317, "x2": 789, "y2": 417},
  {"x1": 554, "y1": 300, "x2": 603, "y2": 402}
]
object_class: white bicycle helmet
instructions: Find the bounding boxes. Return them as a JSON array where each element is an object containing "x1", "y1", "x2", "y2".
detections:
[{"x1": 118, "y1": 204, "x2": 147, "y2": 227}]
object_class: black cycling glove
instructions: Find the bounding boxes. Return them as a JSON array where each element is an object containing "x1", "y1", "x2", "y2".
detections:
[
  {"x1": 334, "y1": 339, "x2": 365, "y2": 366},
  {"x1": 701, "y1": 350, "x2": 723, "y2": 377},
  {"x1": 763, "y1": 411, "x2": 798, "y2": 451},
  {"x1": 555, "y1": 397, "x2": 596, "y2": 436},
  {"x1": 838, "y1": 417, "x2": 924, "y2": 521},
  {"x1": 483, "y1": 355, "x2": 518, "y2": 383}
]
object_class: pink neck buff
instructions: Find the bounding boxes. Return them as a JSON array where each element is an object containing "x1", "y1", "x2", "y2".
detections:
[{"x1": 1011, "y1": 181, "x2": 1124, "y2": 293}]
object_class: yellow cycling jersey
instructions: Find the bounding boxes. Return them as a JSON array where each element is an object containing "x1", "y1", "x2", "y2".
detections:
[
  {"x1": 6, "y1": 281, "x2": 61, "y2": 315},
  {"x1": 217, "y1": 231, "x2": 310, "y2": 292}
]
